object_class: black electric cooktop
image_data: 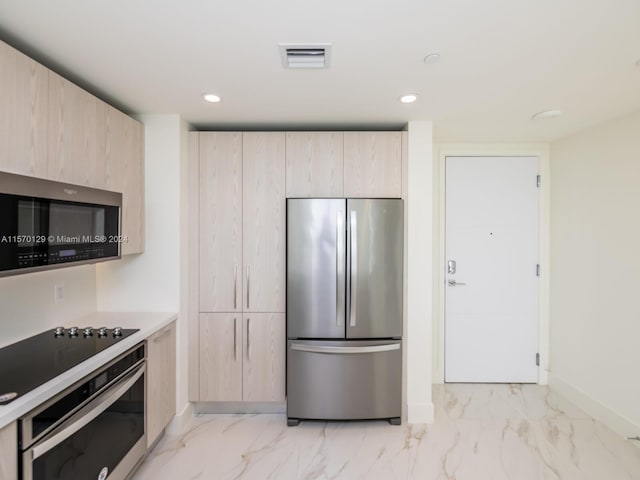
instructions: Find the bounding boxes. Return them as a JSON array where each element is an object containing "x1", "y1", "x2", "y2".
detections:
[{"x1": 0, "y1": 326, "x2": 138, "y2": 405}]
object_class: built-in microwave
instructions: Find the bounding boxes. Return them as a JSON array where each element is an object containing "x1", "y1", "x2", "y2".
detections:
[{"x1": 0, "y1": 172, "x2": 122, "y2": 276}]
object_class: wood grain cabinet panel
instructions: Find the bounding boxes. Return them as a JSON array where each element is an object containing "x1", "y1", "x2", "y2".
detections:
[
  {"x1": 0, "y1": 41, "x2": 48, "y2": 177},
  {"x1": 48, "y1": 71, "x2": 106, "y2": 188},
  {"x1": 199, "y1": 132, "x2": 243, "y2": 312},
  {"x1": 242, "y1": 313, "x2": 285, "y2": 402},
  {"x1": 243, "y1": 132, "x2": 286, "y2": 313},
  {"x1": 146, "y1": 322, "x2": 176, "y2": 448},
  {"x1": 343, "y1": 131, "x2": 402, "y2": 198},
  {"x1": 285, "y1": 132, "x2": 344, "y2": 197},
  {"x1": 105, "y1": 105, "x2": 145, "y2": 255},
  {"x1": 0, "y1": 421, "x2": 17, "y2": 479},
  {"x1": 199, "y1": 313, "x2": 243, "y2": 401}
]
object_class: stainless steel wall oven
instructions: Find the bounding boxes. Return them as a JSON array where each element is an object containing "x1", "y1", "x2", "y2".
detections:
[{"x1": 18, "y1": 343, "x2": 146, "y2": 480}]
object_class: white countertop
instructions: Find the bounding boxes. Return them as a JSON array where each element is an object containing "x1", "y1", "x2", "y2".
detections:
[{"x1": 0, "y1": 311, "x2": 177, "y2": 429}]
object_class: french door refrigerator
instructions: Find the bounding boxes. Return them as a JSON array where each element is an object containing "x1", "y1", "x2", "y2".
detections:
[{"x1": 286, "y1": 198, "x2": 403, "y2": 426}]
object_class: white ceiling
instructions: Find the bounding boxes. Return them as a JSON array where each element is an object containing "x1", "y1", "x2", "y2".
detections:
[{"x1": 1, "y1": 0, "x2": 639, "y2": 142}]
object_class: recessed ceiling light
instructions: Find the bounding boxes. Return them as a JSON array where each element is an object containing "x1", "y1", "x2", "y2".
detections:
[
  {"x1": 399, "y1": 94, "x2": 418, "y2": 104},
  {"x1": 202, "y1": 93, "x2": 221, "y2": 103},
  {"x1": 531, "y1": 110, "x2": 562, "y2": 120},
  {"x1": 423, "y1": 53, "x2": 441, "y2": 64}
]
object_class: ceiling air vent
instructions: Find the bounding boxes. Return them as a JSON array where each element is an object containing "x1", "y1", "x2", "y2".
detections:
[{"x1": 279, "y1": 43, "x2": 331, "y2": 69}]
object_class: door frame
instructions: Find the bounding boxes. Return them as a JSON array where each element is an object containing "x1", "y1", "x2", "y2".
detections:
[{"x1": 433, "y1": 144, "x2": 550, "y2": 385}]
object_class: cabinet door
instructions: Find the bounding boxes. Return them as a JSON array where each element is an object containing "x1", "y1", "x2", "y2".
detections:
[
  {"x1": 199, "y1": 313, "x2": 243, "y2": 401},
  {"x1": 199, "y1": 132, "x2": 243, "y2": 312},
  {"x1": 48, "y1": 71, "x2": 107, "y2": 188},
  {"x1": 0, "y1": 421, "x2": 17, "y2": 479},
  {"x1": 243, "y1": 132, "x2": 286, "y2": 313},
  {"x1": 243, "y1": 313, "x2": 285, "y2": 402},
  {"x1": 106, "y1": 105, "x2": 145, "y2": 255},
  {"x1": 0, "y1": 41, "x2": 48, "y2": 178},
  {"x1": 343, "y1": 132, "x2": 402, "y2": 198},
  {"x1": 146, "y1": 322, "x2": 176, "y2": 448},
  {"x1": 285, "y1": 132, "x2": 344, "y2": 197}
]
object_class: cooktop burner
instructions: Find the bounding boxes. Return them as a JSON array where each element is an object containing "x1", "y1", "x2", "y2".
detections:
[{"x1": 0, "y1": 327, "x2": 138, "y2": 405}]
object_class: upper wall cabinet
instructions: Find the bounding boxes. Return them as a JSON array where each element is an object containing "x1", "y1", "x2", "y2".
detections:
[
  {"x1": 105, "y1": 105, "x2": 145, "y2": 255},
  {"x1": 0, "y1": 41, "x2": 48, "y2": 177},
  {"x1": 285, "y1": 132, "x2": 344, "y2": 197},
  {"x1": 343, "y1": 132, "x2": 402, "y2": 198},
  {"x1": 48, "y1": 71, "x2": 107, "y2": 188},
  {"x1": 0, "y1": 40, "x2": 145, "y2": 256}
]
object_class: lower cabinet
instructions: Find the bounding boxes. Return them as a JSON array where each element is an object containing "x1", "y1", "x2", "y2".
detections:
[
  {"x1": 146, "y1": 322, "x2": 176, "y2": 448},
  {"x1": 199, "y1": 313, "x2": 285, "y2": 402},
  {"x1": 0, "y1": 421, "x2": 17, "y2": 479}
]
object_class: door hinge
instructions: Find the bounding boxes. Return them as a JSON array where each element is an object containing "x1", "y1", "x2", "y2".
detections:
[
  {"x1": 536, "y1": 264, "x2": 540, "y2": 276},
  {"x1": 536, "y1": 175, "x2": 541, "y2": 188},
  {"x1": 536, "y1": 353, "x2": 540, "y2": 366}
]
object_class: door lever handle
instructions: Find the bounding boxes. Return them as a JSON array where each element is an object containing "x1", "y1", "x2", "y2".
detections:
[{"x1": 447, "y1": 279, "x2": 466, "y2": 286}]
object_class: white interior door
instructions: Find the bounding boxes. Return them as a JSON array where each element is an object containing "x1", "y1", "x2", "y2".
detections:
[{"x1": 445, "y1": 156, "x2": 539, "y2": 383}]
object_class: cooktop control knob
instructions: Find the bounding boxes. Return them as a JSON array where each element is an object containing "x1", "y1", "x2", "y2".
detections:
[
  {"x1": 54, "y1": 327, "x2": 65, "y2": 337},
  {"x1": 113, "y1": 327, "x2": 123, "y2": 338},
  {"x1": 98, "y1": 327, "x2": 108, "y2": 338},
  {"x1": 83, "y1": 327, "x2": 93, "y2": 337},
  {"x1": 68, "y1": 327, "x2": 79, "y2": 337}
]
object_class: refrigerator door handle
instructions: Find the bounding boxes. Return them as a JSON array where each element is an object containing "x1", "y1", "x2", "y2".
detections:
[
  {"x1": 349, "y1": 210, "x2": 357, "y2": 328},
  {"x1": 336, "y1": 212, "x2": 345, "y2": 327},
  {"x1": 290, "y1": 343, "x2": 400, "y2": 354}
]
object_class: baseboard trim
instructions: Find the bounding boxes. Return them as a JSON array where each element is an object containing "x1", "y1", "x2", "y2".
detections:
[
  {"x1": 548, "y1": 372, "x2": 640, "y2": 442},
  {"x1": 194, "y1": 401, "x2": 287, "y2": 414},
  {"x1": 166, "y1": 401, "x2": 194, "y2": 435},
  {"x1": 407, "y1": 401, "x2": 434, "y2": 424}
]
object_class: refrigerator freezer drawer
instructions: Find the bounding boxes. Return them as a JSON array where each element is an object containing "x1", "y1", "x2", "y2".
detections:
[{"x1": 287, "y1": 340, "x2": 402, "y2": 422}]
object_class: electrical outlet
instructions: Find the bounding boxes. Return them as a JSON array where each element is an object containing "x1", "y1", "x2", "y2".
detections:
[{"x1": 54, "y1": 284, "x2": 65, "y2": 304}]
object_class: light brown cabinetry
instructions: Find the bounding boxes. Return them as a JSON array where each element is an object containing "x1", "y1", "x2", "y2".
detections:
[
  {"x1": 146, "y1": 322, "x2": 176, "y2": 448},
  {"x1": 0, "y1": 40, "x2": 145, "y2": 256},
  {"x1": 343, "y1": 131, "x2": 402, "y2": 198},
  {"x1": 105, "y1": 105, "x2": 145, "y2": 255},
  {"x1": 242, "y1": 132, "x2": 286, "y2": 313},
  {"x1": 284, "y1": 131, "x2": 402, "y2": 198},
  {"x1": 197, "y1": 132, "x2": 285, "y2": 314},
  {"x1": 0, "y1": 421, "x2": 17, "y2": 479},
  {"x1": 0, "y1": 41, "x2": 48, "y2": 178},
  {"x1": 48, "y1": 71, "x2": 107, "y2": 188},
  {"x1": 199, "y1": 313, "x2": 285, "y2": 402},
  {"x1": 198, "y1": 133, "x2": 243, "y2": 312},
  {"x1": 285, "y1": 132, "x2": 344, "y2": 197},
  {"x1": 242, "y1": 313, "x2": 285, "y2": 402},
  {"x1": 194, "y1": 132, "x2": 286, "y2": 404},
  {"x1": 199, "y1": 313, "x2": 243, "y2": 401}
]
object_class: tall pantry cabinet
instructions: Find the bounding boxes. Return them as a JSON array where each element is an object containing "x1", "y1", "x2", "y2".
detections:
[{"x1": 195, "y1": 132, "x2": 286, "y2": 403}]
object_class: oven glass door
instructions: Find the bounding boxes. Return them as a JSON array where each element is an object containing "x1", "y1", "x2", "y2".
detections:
[{"x1": 24, "y1": 366, "x2": 145, "y2": 480}]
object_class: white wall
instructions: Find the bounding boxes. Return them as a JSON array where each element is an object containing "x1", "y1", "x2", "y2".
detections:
[
  {"x1": 96, "y1": 114, "x2": 182, "y2": 311},
  {"x1": 550, "y1": 110, "x2": 640, "y2": 436},
  {"x1": 96, "y1": 114, "x2": 190, "y2": 416},
  {"x1": 406, "y1": 121, "x2": 434, "y2": 423},
  {"x1": 0, "y1": 265, "x2": 96, "y2": 348}
]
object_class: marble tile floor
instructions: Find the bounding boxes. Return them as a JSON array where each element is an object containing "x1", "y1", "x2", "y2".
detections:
[{"x1": 132, "y1": 384, "x2": 640, "y2": 480}]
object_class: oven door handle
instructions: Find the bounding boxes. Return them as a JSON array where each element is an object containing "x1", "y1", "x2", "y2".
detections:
[{"x1": 31, "y1": 365, "x2": 145, "y2": 460}]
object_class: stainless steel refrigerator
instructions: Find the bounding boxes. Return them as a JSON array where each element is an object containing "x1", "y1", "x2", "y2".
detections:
[{"x1": 286, "y1": 198, "x2": 403, "y2": 426}]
